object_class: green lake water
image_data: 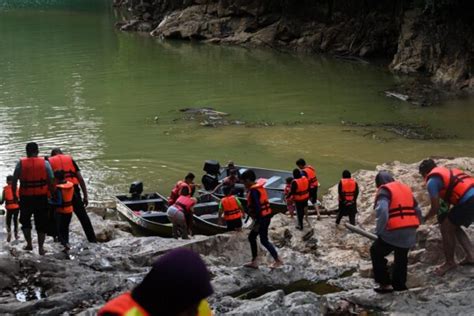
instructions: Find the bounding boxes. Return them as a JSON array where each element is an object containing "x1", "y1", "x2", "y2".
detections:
[{"x1": 1, "y1": 0, "x2": 473, "y2": 198}]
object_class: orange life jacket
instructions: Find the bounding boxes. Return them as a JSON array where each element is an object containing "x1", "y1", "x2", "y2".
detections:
[
  {"x1": 247, "y1": 184, "x2": 272, "y2": 217},
  {"x1": 426, "y1": 166, "x2": 474, "y2": 205},
  {"x1": 56, "y1": 181, "x2": 75, "y2": 214},
  {"x1": 340, "y1": 178, "x2": 357, "y2": 202},
  {"x1": 221, "y1": 195, "x2": 242, "y2": 221},
  {"x1": 3, "y1": 185, "x2": 19, "y2": 211},
  {"x1": 292, "y1": 177, "x2": 309, "y2": 202},
  {"x1": 174, "y1": 195, "x2": 195, "y2": 213},
  {"x1": 169, "y1": 180, "x2": 193, "y2": 205},
  {"x1": 48, "y1": 154, "x2": 79, "y2": 185},
  {"x1": 19, "y1": 157, "x2": 49, "y2": 196},
  {"x1": 377, "y1": 181, "x2": 420, "y2": 231},
  {"x1": 303, "y1": 165, "x2": 318, "y2": 188},
  {"x1": 98, "y1": 292, "x2": 149, "y2": 316}
]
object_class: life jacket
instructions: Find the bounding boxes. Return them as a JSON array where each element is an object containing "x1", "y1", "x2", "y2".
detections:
[
  {"x1": 98, "y1": 292, "x2": 149, "y2": 316},
  {"x1": 48, "y1": 154, "x2": 79, "y2": 185},
  {"x1": 3, "y1": 185, "x2": 19, "y2": 211},
  {"x1": 56, "y1": 181, "x2": 75, "y2": 214},
  {"x1": 340, "y1": 178, "x2": 357, "y2": 203},
  {"x1": 19, "y1": 157, "x2": 49, "y2": 196},
  {"x1": 247, "y1": 184, "x2": 272, "y2": 217},
  {"x1": 303, "y1": 165, "x2": 318, "y2": 188},
  {"x1": 377, "y1": 181, "x2": 420, "y2": 231},
  {"x1": 284, "y1": 184, "x2": 293, "y2": 202},
  {"x1": 221, "y1": 195, "x2": 242, "y2": 221},
  {"x1": 174, "y1": 195, "x2": 195, "y2": 213},
  {"x1": 292, "y1": 177, "x2": 309, "y2": 202},
  {"x1": 426, "y1": 166, "x2": 474, "y2": 206},
  {"x1": 169, "y1": 181, "x2": 193, "y2": 205}
]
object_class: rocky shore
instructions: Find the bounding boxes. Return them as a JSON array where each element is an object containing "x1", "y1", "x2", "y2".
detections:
[
  {"x1": 0, "y1": 157, "x2": 473, "y2": 315},
  {"x1": 113, "y1": 0, "x2": 474, "y2": 104}
]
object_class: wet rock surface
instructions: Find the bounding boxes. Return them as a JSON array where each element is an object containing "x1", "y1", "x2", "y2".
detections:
[{"x1": 0, "y1": 158, "x2": 473, "y2": 314}]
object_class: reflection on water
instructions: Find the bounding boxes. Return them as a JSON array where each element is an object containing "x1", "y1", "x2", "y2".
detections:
[{"x1": 0, "y1": 3, "x2": 473, "y2": 198}]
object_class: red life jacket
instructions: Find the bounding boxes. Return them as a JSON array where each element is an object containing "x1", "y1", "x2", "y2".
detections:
[
  {"x1": 221, "y1": 195, "x2": 242, "y2": 221},
  {"x1": 247, "y1": 184, "x2": 272, "y2": 217},
  {"x1": 340, "y1": 178, "x2": 357, "y2": 202},
  {"x1": 19, "y1": 157, "x2": 49, "y2": 196},
  {"x1": 168, "y1": 181, "x2": 192, "y2": 205},
  {"x1": 3, "y1": 185, "x2": 19, "y2": 211},
  {"x1": 56, "y1": 181, "x2": 75, "y2": 214},
  {"x1": 48, "y1": 154, "x2": 79, "y2": 185},
  {"x1": 174, "y1": 195, "x2": 195, "y2": 213},
  {"x1": 377, "y1": 181, "x2": 420, "y2": 231},
  {"x1": 303, "y1": 165, "x2": 318, "y2": 188},
  {"x1": 98, "y1": 292, "x2": 149, "y2": 316},
  {"x1": 426, "y1": 166, "x2": 474, "y2": 205},
  {"x1": 292, "y1": 177, "x2": 309, "y2": 202}
]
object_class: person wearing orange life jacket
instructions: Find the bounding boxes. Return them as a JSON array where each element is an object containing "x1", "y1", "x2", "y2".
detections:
[
  {"x1": 48, "y1": 170, "x2": 75, "y2": 252},
  {"x1": 218, "y1": 186, "x2": 245, "y2": 231},
  {"x1": 1, "y1": 175, "x2": 20, "y2": 242},
  {"x1": 287, "y1": 169, "x2": 310, "y2": 230},
  {"x1": 419, "y1": 159, "x2": 474, "y2": 276},
  {"x1": 49, "y1": 148, "x2": 96, "y2": 243},
  {"x1": 241, "y1": 169, "x2": 283, "y2": 269},
  {"x1": 167, "y1": 187, "x2": 197, "y2": 239},
  {"x1": 168, "y1": 173, "x2": 197, "y2": 205},
  {"x1": 370, "y1": 171, "x2": 422, "y2": 294},
  {"x1": 99, "y1": 248, "x2": 214, "y2": 316},
  {"x1": 336, "y1": 170, "x2": 359, "y2": 226},
  {"x1": 12, "y1": 142, "x2": 54, "y2": 255},
  {"x1": 296, "y1": 158, "x2": 321, "y2": 220}
]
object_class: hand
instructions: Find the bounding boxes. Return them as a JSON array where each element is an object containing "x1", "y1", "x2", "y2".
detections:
[{"x1": 83, "y1": 196, "x2": 89, "y2": 207}]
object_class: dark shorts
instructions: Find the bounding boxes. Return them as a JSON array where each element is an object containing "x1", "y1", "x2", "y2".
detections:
[
  {"x1": 438, "y1": 197, "x2": 474, "y2": 228},
  {"x1": 309, "y1": 187, "x2": 318, "y2": 204},
  {"x1": 19, "y1": 195, "x2": 49, "y2": 233},
  {"x1": 295, "y1": 200, "x2": 308, "y2": 208},
  {"x1": 226, "y1": 218, "x2": 242, "y2": 231}
]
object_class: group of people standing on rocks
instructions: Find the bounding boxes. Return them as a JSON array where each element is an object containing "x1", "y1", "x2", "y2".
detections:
[{"x1": 1, "y1": 142, "x2": 96, "y2": 254}]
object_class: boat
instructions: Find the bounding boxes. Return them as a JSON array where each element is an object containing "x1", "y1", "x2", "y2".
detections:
[{"x1": 115, "y1": 182, "x2": 228, "y2": 237}]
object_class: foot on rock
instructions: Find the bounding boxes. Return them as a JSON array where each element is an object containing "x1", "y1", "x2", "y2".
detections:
[
  {"x1": 374, "y1": 285, "x2": 394, "y2": 294},
  {"x1": 459, "y1": 257, "x2": 474, "y2": 266},
  {"x1": 23, "y1": 244, "x2": 33, "y2": 251},
  {"x1": 317, "y1": 216, "x2": 321, "y2": 221},
  {"x1": 7, "y1": 233, "x2": 11, "y2": 243},
  {"x1": 244, "y1": 262, "x2": 259, "y2": 269},
  {"x1": 434, "y1": 262, "x2": 457, "y2": 276},
  {"x1": 38, "y1": 248, "x2": 46, "y2": 256},
  {"x1": 270, "y1": 259, "x2": 284, "y2": 269}
]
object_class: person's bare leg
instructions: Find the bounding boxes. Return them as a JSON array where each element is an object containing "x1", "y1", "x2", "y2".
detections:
[
  {"x1": 435, "y1": 220, "x2": 458, "y2": 276},
  {"x1": 304, "y1": 206, "x2": 311, "y2": 226},
  {"x1": 455, "y1": 226, "x2": 474, "y2": 265}
]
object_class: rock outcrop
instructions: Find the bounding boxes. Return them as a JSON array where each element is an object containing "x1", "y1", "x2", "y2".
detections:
[
  {"x1": 114, "y1": 0, "x2": 474, "y2": 97},
  {"x1": 0, "y1": 157, "x2": 473, "y2": 314}
]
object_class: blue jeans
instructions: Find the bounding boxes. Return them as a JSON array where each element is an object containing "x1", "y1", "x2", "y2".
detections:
[{"x1": 248, "y1": 217, "x2": 278, "y2": 261}]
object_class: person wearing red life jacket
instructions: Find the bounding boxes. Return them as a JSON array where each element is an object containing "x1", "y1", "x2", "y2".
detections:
[
  {"x1": 241, "y1": 169, "x2": 283, "y2": 269},
  {"x1": 336, "y1": 170, "x2": 359, "y2": 226},
  {"x1": 167, "y1": 187, "x2": 197, "y2": 239},
  {"x1": 12, "y1": 142, "x2": 54, "y2": 255},
  {"x1": 1, "y1": 175, "x2": 20, "y2": 242},
  {"x1": 284, "y1": 177, "x2": 295, "y2": 218},
  {"x1": 49, "y1": 148, "x2": 96, "y2": 243},
  {"x1": 48, "y1": 170, "x2": 75, "y2": 252},
  {"x1": 168, "y1": 173, "x2": 197, "y2": 205},
  {"x1": 370, "y1": 171, "x2": 422, "y2": 294},
  {"x1": 98, "y1": 248, "x2": 214, "y2": 316},
  {"x1": 296, "y1": 158, "x2": 321, "y2": 220},
  {"x1": 286, "y1": 169, "x2": 309, "y2": 230},
  {"x1": 419, "y1": 159, "x2": 474, "y2": 276},
  {"x1": 218, "y1": 186, "x2": 245, "y2": 231}
]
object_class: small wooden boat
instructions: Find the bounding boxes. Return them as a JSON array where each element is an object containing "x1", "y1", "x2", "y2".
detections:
[{"x1": 115, "y1": 192, "x2": 228, "y2": 237}]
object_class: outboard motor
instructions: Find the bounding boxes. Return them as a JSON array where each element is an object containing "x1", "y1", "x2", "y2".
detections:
[
  {"x1": 129, "y1": 181, "x2": 143, "y2": 200},
  {"x1": 202, "y1": 160, "x2": 220, "y2": 191}
]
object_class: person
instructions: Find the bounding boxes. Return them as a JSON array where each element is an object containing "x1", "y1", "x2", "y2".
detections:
[
  {"x1": 49, "y1": 148, "x2": 97, "y2": 243},
  {"x1": 98, "y1": 248, "x2": 214, "y2": 316},
  {"x1": 418, "y1": 159, "x2": 474, "y2": 276},
  {"x1": 211, "y1": 169, "x2": 239, "y2": 194},
  {"x1": 49, "y1": 171, "x2": 75, "y2": 252},
  {"x1": 241, "y1": 169, "x2": 283, "y2": 269},
  {"x1": 370, "y1": 171, "x2": 422, "y2": 293},
  {"x1": 167, "y1": 187, "x2": 196, "y2": 239},
  {"x1": 296, "y1": 158, "x2": 321, "y2": 220},
  {"x1": 336, "y1": 170, "x2": 359, "y2": 226},
  {"x1": 218, "y1": 186, "x2": 245, "y2": 231},
  {"x1": 168, "y1": 173, "x2": 196, "y2": 205},
  {"x1": 287, "y1": 169, "x2": 309, "y2": 230},
  {"x1": 226, "y1": 161, "x2": 239, "y2": 178},
  {"x1": 284, "y1": 177, "x2": 295, "y2": 218},
  {"x1": 1, "y1": 175, "x2": 20, "y2": 242},
  {"x1": 12, "y1": 142, "x2": 54, "y2": 255}
]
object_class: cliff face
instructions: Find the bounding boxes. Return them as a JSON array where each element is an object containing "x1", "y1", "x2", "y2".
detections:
[{"x1": 115, "y1": 0, "x2": 473, "y2": 95}]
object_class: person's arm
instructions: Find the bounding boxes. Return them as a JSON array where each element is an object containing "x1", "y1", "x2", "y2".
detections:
[
  {"x1": 425, "y1": 177, "x2": 443, "y2": 221},
  {"x1": 414, "y1": 199, "x2": 423, "y2": 224},
  {"x1": 12, "y1": 161, "x2": 21, "y2": 203},
  {"x1": 354, "y1": 183, "x2": 359, "y2": 200},
  {"x1": 218, "y1": 201, "x2": 223, "y2": 219},
  {"x1": 74, "y1": 159, "x2": 89, "y2": 207},
  {"x1": 49, "y1": 188, "x2": 63, "y2": 206},
  {"x1": 0, "y1": 189, "x2": 5, "y2": 205},
  {"x1": 375, "y1": 191, "x2": 390, "y2": 236},
  {"x1": 289, "y1": 181, "x2": 298, "y2": 198},
  {"x1": 338, "y1": 181, "x2": 342, "y2": 200},
  {"x1": 45, "y1": 161, "x2": 55, "y2": 195},
  {"x1": 235, "y1": 198, "x2": 245, "y2": 216},
  {"x1": 211, "y1": 182, "x2": 223, "y2": 194},
  {"x1": 250, "y1": 189, "x2": 262, "y2": 220}
]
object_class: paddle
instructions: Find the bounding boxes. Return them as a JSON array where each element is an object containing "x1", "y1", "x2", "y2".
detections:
[{"x1": 344, "y1": 223, "x2": 377, "y2": 241}]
